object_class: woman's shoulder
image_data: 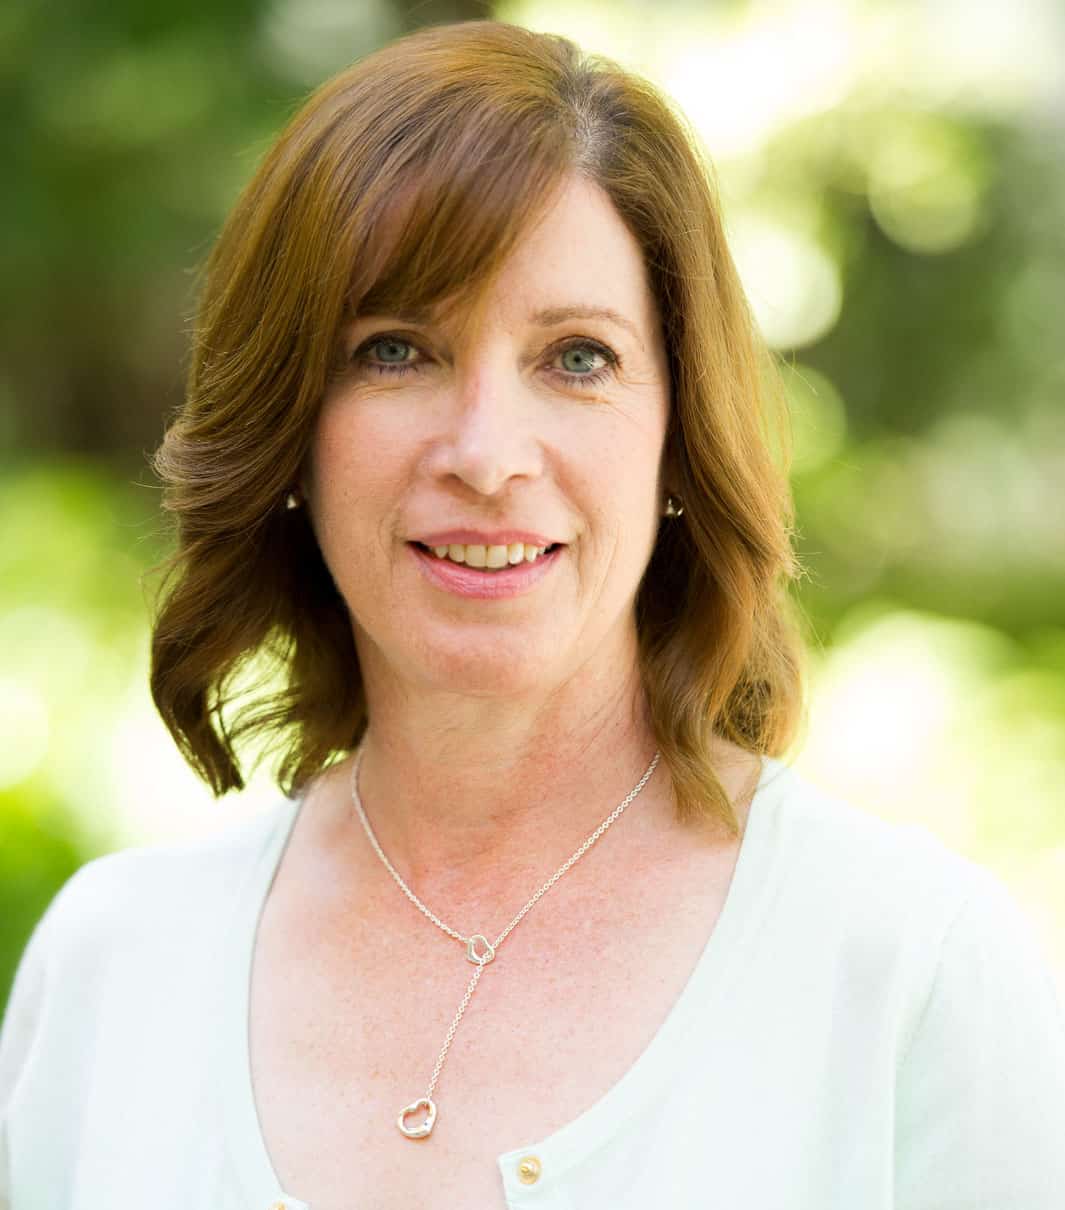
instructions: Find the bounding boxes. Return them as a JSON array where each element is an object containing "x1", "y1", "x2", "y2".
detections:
[
  {"x1": 752, "y1": 758, "x2": 1060, "y2": 1051},
  {"x1": 755, "y1": 755, "x2": 1013, "y2": 938},
  {"x1": 33, "y1": 797, "x2": 299, "y2": 964}
]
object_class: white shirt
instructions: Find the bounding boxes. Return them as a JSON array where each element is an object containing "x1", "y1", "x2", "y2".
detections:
[{"x1": 2, "y1": 755, "x2": 1064, "y2": 1209}]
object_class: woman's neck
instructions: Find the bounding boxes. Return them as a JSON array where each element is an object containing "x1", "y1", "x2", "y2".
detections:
[{"x1": 364, "y1": 686, "x2": 660, "y2": 885}]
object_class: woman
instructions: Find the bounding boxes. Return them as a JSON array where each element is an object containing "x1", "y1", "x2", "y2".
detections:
[{"x1": 2, "y1": 20, "x2": 1063, "y2": 1210}]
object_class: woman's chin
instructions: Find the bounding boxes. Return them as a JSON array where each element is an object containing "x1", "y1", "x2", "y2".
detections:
[
  {"x1": 408, "y1": 635, "x2": 564, "y2": 699},
  {"x1": 352, "y1": 606, "x2": 583, "y2": 701}
]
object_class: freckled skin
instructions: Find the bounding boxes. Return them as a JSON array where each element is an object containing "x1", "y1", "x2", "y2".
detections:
[
  {"x1": 305, "y1": 176, "x2": 671, "y2": 708},
  {"x1": 249, "y1": 186, "x2": 766, "y2": 1210},
  {"x1": 300, "y1": 174, "x2": 686, "y2": 889}
]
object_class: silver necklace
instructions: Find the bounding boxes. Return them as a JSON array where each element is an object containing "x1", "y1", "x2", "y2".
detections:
[{"x1": 349, "y1": 743, "x2": 661, "y2": 1139}]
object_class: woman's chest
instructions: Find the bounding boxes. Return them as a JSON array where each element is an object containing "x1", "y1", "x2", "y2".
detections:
[{"x1": 247, "y1": 850, "x2": 739, "y2": 1210}]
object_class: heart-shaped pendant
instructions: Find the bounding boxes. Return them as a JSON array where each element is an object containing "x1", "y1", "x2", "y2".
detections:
[
  {"x1": 397, "y1": 1096, "x2": 437, "y2": 1138},
  {"x1": 466, "y1": 934, "x2": 495, "y2": 965}
]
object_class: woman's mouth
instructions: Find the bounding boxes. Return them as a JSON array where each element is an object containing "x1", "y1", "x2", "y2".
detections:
[
  {"x1": 408, "y1": 541, "x2": 563, "y2": 598},
  {"x1": 413, "y1": 540, "x2": 559, "y2": 570}
]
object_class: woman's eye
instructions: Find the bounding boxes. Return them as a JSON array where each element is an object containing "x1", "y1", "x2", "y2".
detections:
[
  {"x1": 351, "y1": 335, "x2": 424, "y2": 378},
  {"x1": 367, "y1": 337, "x2": 417, "y2": 365},
  {"x1": 560, "y1": 345, "x2": 601, "y2": 374},
  {"x1": 553, "y1": 341, "x2": 616, "y2": 386}
]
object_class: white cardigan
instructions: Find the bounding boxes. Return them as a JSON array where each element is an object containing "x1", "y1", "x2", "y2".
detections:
[{"x1": 2, "y1": 755, "x2": 1064, "y2": 1209}]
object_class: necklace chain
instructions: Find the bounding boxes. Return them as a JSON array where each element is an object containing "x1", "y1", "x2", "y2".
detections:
[{"x1": 348, "y1": 744, "x2": 661, "y2": 1138}]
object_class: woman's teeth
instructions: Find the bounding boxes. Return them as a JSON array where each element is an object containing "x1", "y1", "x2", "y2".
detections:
[{"x1": 426, "y1": 542, "x2": 550, "y2": 568}]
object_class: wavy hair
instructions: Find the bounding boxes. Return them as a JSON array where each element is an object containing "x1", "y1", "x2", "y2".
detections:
[{"x1": 150, "y1": 19, "x2": 807, "y2": 834}]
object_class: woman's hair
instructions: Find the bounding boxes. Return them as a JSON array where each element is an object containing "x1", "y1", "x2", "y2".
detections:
[{"x1": 150, "y1": 19, "x2": 807, "y2": 834}]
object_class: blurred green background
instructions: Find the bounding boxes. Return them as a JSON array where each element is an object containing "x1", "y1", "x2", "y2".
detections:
[{"x1": 2, "y1": 0, "x2": 1064, "y2": 1011}]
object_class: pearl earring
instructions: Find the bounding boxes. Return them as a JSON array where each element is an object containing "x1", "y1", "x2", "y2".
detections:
[
  {"x1": 664, "y1": 494, "x2": 684, "y2": 518},
  {"x1": 284, "y1": 489, "x2": 303, "y2": 510}
]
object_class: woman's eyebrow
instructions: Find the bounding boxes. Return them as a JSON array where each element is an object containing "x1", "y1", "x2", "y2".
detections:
[
  {"x1": 530, "y1": 305, "x2": 644, "y2": 349},
  {"x1": 349, "y1": 304, "x2": 645, "y2": 349},
  {"x1": 351, "y1": 307, "x2": 433, "y2": 326}
]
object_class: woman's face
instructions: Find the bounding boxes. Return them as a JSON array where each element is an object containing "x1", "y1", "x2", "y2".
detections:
[{"x1": 305, "y1": 175, "x2": 672, "y2": 700}]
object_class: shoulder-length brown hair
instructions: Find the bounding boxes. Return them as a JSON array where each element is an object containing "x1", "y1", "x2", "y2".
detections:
[{"x1": 150, "y1": 19, "x2": 807, "y2": 834}]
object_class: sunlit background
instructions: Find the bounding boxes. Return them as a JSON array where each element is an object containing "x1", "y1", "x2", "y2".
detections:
[{"x1": 2, "y1": 0, "x2": 1064, "y2": 1009}]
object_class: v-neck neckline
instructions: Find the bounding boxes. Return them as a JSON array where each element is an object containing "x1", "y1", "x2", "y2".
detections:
[{"x1": 219, "y1": 754, "x2": 793, "y2": 1208}]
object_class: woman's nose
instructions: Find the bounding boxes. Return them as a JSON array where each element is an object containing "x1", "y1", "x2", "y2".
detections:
[{"x1": 428, "y1": 366, "x2": 544, "y2": 497}]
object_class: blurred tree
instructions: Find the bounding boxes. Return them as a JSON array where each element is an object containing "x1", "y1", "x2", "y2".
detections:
[{"x1": 778, "y1": 113, "x2": 1065, "y2": 638}]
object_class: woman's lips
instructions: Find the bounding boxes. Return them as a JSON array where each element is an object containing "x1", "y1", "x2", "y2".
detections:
[{"x1": 409, "y1": 542, "x2": 562, "y2": 599}]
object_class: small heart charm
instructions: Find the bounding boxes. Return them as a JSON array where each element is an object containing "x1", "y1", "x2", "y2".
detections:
[
  {"x1": 397, "y1": 1096, "x2": 437, "y2": 1138},
  {"x1": 466, "y1": 934, "x2": 495, "y2": 965}
]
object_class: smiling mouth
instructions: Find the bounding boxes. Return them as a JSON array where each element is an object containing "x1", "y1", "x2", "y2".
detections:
[{"x1": 412, "y1": 541, "x2": 561, "y2": 571}]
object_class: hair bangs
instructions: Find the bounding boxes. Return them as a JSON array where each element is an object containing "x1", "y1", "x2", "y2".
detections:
[{"x1": 344, "y1": 111, "x2": 570, "y2": 326}]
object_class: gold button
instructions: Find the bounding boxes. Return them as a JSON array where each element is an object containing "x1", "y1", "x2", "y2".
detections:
[{"x1": 517, "y1": 1155, "x2": 542, "y2": 1184}]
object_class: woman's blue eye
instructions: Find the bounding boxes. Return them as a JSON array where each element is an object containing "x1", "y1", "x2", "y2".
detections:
[
  {"x1": 554, "y1": 341, "x2": 616, "y2": 388},
  {"x1": 560, "y1": 345, "x2": 602, "y2": 374},
  {"x1": 350, "y1": 335, "x2": 423, "y2": 378},
  {"x1": 369, "y1": 337, "x2": 415, "y2": 364}
]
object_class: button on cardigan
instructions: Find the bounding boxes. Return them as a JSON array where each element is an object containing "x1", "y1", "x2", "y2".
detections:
[{"x1": 2, "y1": 756, "x2": 1064, "y2": 1208}]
